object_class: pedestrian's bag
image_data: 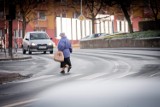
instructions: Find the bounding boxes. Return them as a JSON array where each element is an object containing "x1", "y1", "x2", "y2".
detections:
[{"x1": 54, "y1": 51, "x2": 64, "y2": 62}]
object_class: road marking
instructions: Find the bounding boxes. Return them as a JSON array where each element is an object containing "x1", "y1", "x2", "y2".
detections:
[
  {"x1": 91, "y1": 61, "x2": 132, "y2": 81},
  {"x1": 113, "y1": 60, "x2": 131, "y2": 72},
  {"x1": 78, "y1": 61, "x2": 123, "y2": 80},
  {"x1": 115, "y1": 72, "x2": 137, "y2": 79},
  {"x1": 44, "y1": 74, "x2": 82, "y2": 82},
  {"x1": 113, "y1": 61, "x2": 132, "y2": 79},
  {"x1": 2, "y1": 98, "x2": 39, "y2": 107},
  {"x1": 13, "y1": 75, "x2": 55, "y2": 83},
  {"x1": 112, "y1": 61, "x2": 119, "y2": 72},
  {"x1": 150, "y1": 72, "x2": 159, "y2": 77},
  {"x1": 79, "y1": 72, "x2": 109, "y2": 80},
  {"x1": 12, "y1": 73, "x2": 82, "y2": 83},
  {"x1": 31, "y1": 62, "x2": 36, "y2": 64}
]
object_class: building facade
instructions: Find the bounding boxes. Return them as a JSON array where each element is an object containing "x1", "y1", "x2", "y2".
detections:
[{"x1": 0, "y1": 0, "x2": 159, "y2": 49}]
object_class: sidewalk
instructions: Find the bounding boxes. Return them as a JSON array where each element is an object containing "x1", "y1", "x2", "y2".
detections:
[
  {"x1": 0, "y1": 48, "x2": 32, "y2": 61},
  {"x1": 0, "y1": 48, "x2": 32, "y2": 84}
]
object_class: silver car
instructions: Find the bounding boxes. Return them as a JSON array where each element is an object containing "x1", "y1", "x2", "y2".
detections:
[{"x1": 22, "y1": 31, "x2": 54, "y2": 54}]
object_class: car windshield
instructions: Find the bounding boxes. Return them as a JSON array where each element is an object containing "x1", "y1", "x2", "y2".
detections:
[{"x1": 30, "y1": 33, "x2": 49, "y2": 40}]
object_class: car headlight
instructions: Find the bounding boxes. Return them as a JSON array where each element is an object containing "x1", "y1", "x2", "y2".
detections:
[
  {"x1": 31, "y1": 43, "x2": 36, "y2": 46},
  {"x1": 48, "y1": 42, "x2": 53, "y2": 46}
]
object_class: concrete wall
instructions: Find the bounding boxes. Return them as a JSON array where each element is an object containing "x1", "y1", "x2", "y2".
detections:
[{"x1": 80, "y1": 38, "x2": 160, "y2": 49}]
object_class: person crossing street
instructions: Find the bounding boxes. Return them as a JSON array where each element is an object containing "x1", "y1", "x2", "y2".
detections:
[{"x1": 57, "y1": 33, "x2": 72, "y2": 74}]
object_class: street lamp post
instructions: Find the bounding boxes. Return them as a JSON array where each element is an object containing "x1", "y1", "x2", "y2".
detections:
[
  {"x1": 78, "y1": 0, "x2": 85, "y2": 39},
  {"x1": 78, "y1": 0, "x2": 85, "y2": 21}
]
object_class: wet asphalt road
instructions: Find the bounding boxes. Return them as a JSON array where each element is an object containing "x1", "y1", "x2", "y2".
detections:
[{"x1": 0, "y1": 48, "x2": 160, "y2": 107}]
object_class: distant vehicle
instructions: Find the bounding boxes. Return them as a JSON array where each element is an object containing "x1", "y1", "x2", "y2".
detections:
[
  {"x1": 90, "y1": 33, "x2": 107, "y2": 38},
  {"x1": 22, "y1": 31, "x2": 54, "y2": 54},
  {"x1": 81, "y1": 33, "x2": 108, "y2": 40},
  {"x1": 81, "y1": 35, "x2": 91, "y2": 40}
]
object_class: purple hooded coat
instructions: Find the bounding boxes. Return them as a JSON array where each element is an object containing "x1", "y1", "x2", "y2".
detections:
[{"x1": 58, "y1": 36, "x2": 72, "y2": 58}]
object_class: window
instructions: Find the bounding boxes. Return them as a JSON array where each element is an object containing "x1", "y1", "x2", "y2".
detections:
[
  {"x1": 56, "y1": 13, "x2": 60, "y2": 17},
  {"x1": 38, "y1": 11, "x2": 46, "y2": 20},
  {"x1": 14, "y1": 29, "x2": 22, "y2": 38},
  {"x1": 73, "y1": 12, "x2": 80, "y2": 18},
  {"x1": 30, "y1": 33, "x2": 49, "y2": 40},
  {"x1": 56, "y1": 13, "x2": 66, "y2": 18},
  {"x1": 61, "y1": 13, "x2": 67, "y2": 17}
]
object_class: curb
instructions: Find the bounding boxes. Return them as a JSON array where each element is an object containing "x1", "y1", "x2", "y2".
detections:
[{"x1": 0, "y1": 56, "x2": 32, "y2": 61}]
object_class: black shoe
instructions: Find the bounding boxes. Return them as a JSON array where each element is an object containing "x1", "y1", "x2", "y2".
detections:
[
  {"x1": 60, "y1": 70, "x2": 65, "y2": 74},
  {"x1": 67, "y1": 66, "x2": 71, "y2": 72}
]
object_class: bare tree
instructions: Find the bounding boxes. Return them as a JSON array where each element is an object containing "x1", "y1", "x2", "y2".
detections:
[
  {"x1": 149, "y1": 0, "x2": 160, "y2": 21},
  {"x1": 84, "y1": 0, "x2": 105, "y2": 34},
  {"x1": 104, "y1": 0, "x2": 134, "y2": 33},
  {"x1": 16, "y1": 0, "x2": 43, "y2": 38}
]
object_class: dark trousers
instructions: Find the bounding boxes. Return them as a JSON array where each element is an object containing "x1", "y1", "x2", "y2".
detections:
[{"x1": 60, "y1": 57, "x2": 71, "y2": 68}]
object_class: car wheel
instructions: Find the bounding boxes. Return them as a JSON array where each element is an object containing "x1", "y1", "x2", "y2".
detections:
[
  {"x1": 50, "y1": 51, "x2": 53, "y2": 54},
  {"x1": 23, "y1": 49, "x2": 26, "y2": 54},
  {"x1": 43, "y1": 51, "x2": 46, "y2": 54}
]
